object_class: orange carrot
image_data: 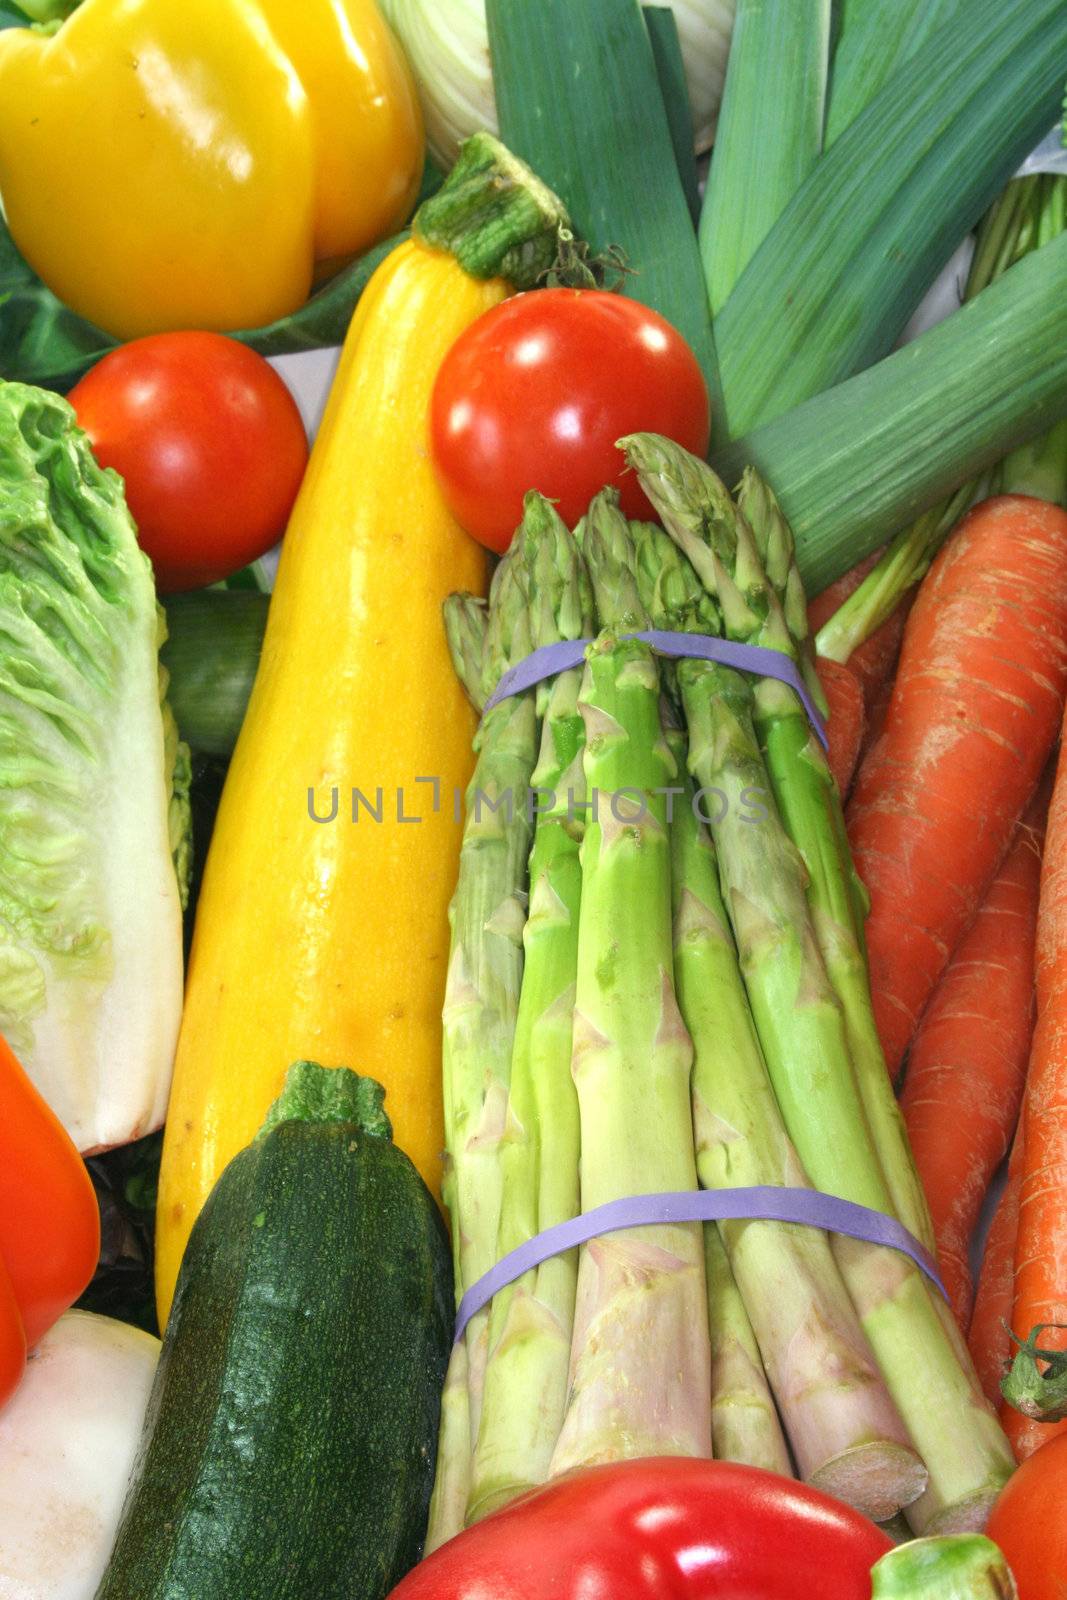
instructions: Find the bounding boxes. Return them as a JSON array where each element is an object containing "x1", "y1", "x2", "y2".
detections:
[
  {"x1": 815, "y1": 656, "x2": 866, "y2": 797},
  {"x1": 810, "y1": 551, "x2": 906, "y2": 800},
  {"x1": 847, "y1": 496, "x2": 1067, "y2": 1077},
  {"x1": 901, "y1": 785, "x2": 1046, "y2": 1328},
  {"x1": 809, "y1": 551, "x2": 912, "y2": 774},
  {"x1": 969, "y1": 1122, "x2": 1025, "y2": 1410},
  {"x1": 859, "y1": 670, "x2": 895, "y2": 767},
  {"x1": 1005, "y1": 730, "x2": 1067, "y2": 1459},
  {"x1": 850, "y1": 589, "x2": 914, "y2": 708}
]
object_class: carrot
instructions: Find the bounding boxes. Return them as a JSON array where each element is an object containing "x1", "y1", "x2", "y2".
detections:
[
  {"x1": 849, "y1": 589, "x2": 914, "y2": 708},
  {"x1": 1005, "y1": 729, "x2": 1067, "y2": 1460},
  {"x1": 815, "y1": 656, "x2": 866, "y2": 797},
  {"x1": 809, "y1": 550, "x2": 912, "y2": 771},
  {"x1": 847, "y1": 496, "x2": 1067, "y2": 1078},
  {"x1": 901, "y1": 785, "x2": 1047, "y2": 1328},
  {"x1": 969, "y1": 1122, "x2": 1025, "y2": 1410},
  {"x1": 859, "y1": 671, "x2": 894, "y2": 767}
]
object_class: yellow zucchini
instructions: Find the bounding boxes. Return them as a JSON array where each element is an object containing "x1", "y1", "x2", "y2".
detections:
[{"x1": 155, "y1": 138, "x2": 570, "y2": 1322}]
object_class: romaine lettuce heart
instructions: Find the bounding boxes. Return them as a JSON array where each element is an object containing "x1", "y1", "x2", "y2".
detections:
[{"x1": 0, "y1": 380, "x2": 185, "y2": 1151}]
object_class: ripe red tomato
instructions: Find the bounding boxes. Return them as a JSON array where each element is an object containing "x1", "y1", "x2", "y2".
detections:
[
  {"x1": 68, "y1": 332, "x2": 308, "y2": 592},
  {"x1": 430, "y1": 289, "x2": 711, "y2": 554},
  {"x1": 986, "y1": 1432, "x2": 1067, "y2": 1599}
]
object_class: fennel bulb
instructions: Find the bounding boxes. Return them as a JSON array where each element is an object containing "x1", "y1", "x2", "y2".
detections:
[
  {"x1": 381, "y1": 0, "x2": 735, "y2": 169},
  {"x1": 0, "y1": 382, "x2": 186, "y2": 1153}
]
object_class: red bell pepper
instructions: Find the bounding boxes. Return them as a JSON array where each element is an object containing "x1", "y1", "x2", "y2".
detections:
[
  {"x1": 0, "y1": 1254, "x2": 26, "y2": 1413},
  {"x1": 0, "y1": 1034, "x2": 100, "y2": 1408},
  {"x1": 391, "y1": 1459, "x2": 893, "y2": 1599}
]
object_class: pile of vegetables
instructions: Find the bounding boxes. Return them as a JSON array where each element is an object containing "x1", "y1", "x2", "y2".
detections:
[{"x1": 1, "y1": 0, "x2": 1067, "y2": 1596}]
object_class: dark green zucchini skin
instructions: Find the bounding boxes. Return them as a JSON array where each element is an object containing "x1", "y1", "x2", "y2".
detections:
[{"x1": 95, "y1": 1064, "x2": 453, "y2": 1600}]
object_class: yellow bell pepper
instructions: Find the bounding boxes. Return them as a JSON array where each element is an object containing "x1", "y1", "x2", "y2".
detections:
[{"x1": 0, "y1": 0, "x2": 424, "y2": 339}]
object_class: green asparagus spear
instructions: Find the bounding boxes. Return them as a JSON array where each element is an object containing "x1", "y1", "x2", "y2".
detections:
[
  {"x1": 728, "y1": 466, "x2": 938, "y2": 1244},
  {"x1": 467, "y1": 497, "x2": 594, "y2": 1522},
  {"x1": 549, "y1": 626, "x2": 711, "y2": 1472},
  {"x1": 428, "y1": 541, "x2": 539, "y2": 1550},
  {"x1": 702, "y1": 1220, "x2": 793, "y2": 1476},
  {"x1": 617, "y1": 503, "x2": 925, "y2": 1514},
  {"x1": 622, "y1": 432, "x2": 1015, "y2": 1533},
  {"x1": 735, "y1": 468, "x2": 827, "y2": 718},
  {"x1": 699, "y1": 463, "x2": 1007, "y2": 1469},
  {"x1": 444, "y1": 593, "x2": 490, "y2": 710},
  {"x1": 669, "y1": 735, "x2": 926, "y2": 1517}
]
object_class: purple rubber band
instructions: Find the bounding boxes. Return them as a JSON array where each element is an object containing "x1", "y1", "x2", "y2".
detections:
[
  {"x1": 453, "y1": 1185, "x2": 946, "y2": 1343},
  {"x1": 483, "y1": 631, "x2": 829, "y2": 752}
]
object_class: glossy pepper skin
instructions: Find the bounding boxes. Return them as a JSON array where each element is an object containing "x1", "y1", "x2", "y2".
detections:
[
  {"x1": 387, "y1": 1459, "x2": 893, "y2": 1600},
  {"x1": 0, "y1": 1034, "x2": 100, "y2": 1409},
  {"x1": 0, "y1": 0, "x2": 424, "y2": 339}
]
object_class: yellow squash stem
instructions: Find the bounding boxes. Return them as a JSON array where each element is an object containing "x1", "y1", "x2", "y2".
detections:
[{"x1": 155, "y1": 135, "x2": 571, "y2": 1324}]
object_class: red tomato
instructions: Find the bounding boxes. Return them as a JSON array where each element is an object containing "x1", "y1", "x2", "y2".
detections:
[
  {"x1": 430, "y1": 289, "x2": 711, "y2": 554},
  {"x1": 987, "y1": 1432, "x2": 1067, "y2": 1599},
  {"x1": 68, "y1": 332, "x2": 308, "y2": 592},
  {"x1": 388, "y1": 1458, "x2": 891, "y2": 1599}
]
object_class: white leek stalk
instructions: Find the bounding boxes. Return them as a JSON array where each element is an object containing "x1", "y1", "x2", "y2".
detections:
[{"x1": 380, "y1": 0, "x2": 736, "y2": 169}]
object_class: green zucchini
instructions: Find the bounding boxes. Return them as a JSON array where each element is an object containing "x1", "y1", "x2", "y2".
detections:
[
  {"x1": 95, "y1": 1061, "x2": 453, "y2": 1600},
  {"x1": 161, "y1": 590, "x2": 268, "y2": 758}
]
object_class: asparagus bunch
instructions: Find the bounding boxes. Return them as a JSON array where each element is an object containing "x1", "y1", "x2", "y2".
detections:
[
  {"x1": 720, "y1": 461, "x2": 1019, "y2": 1504},
  {"x1": 436, "y1": 450, "x2": 1015, "y2": 1534},
  {"x1": 428, "y1": 532, "x2": 539, "y2": 1550},
  {"x1": 625, "y1": 501, "x2": 925, "y2": 1517},
  {"x1": 623, "y1": 433, "x2": 1015, "y2": 1533},
  {"x1": 467, "y1": 496, "x2": 594, "y2": 1522}
]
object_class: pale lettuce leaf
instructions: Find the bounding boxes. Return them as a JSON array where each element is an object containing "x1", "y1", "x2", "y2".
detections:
[{"x1": 0, "y1": 381, "x2": 184, "y2": 1151}]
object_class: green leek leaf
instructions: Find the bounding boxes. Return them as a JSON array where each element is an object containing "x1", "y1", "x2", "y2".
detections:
[
  {"x1": 715, "y1": 0, "x2": 1067, "y2": 440},
  {"x1": 700, "y1": 0, "x2": 831, "y2": 315},
  {"x1": 643, "y1": 6, "x2": 701, "y2": 226},
  {"x1": 825, "y1": 0, "x2": 965, "y2": 145},
  {"x1": 716, "y1": 231, "x2": 1067, "y2": 593}
]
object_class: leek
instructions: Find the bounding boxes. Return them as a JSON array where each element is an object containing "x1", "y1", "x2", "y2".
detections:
[
  {"x1": 715, "y1": 230, "x2": 1067, "y2": 593},
  {"x1": 644, "y1": 7, "x2": 701, "y2": 225},
  {"x1": 381, "y1": 0, "x2": 735, "y2": 171},
  {"x1": 714, "y1": 0, "x2": 1067, "y2": 439},
  {"x1": 700, "y1": 0, "x2": 831, "y2": 315},
  {"x1": 825, "y1": 0, "x2": 965, "y2": 146},
  {"x1": 816, "y1": 174, "x2": 1067, "y2": 664}
]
